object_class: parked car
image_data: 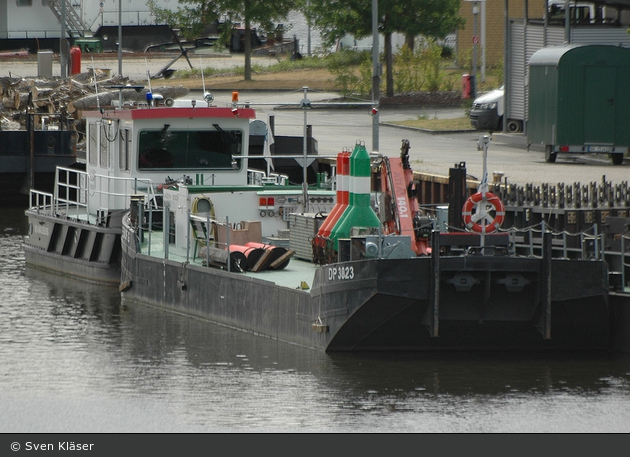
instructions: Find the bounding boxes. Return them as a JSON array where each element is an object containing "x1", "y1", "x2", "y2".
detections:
[{"x1": 470, "y1": 87, "x2": 503, "y2": 132}]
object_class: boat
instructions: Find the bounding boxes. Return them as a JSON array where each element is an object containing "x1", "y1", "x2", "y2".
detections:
[
  {"x1": 23, "y1": 88, "x2": 324, "y2": 286},
  {"x1": 1, "y1": 112, "x2": 77, "y2": 206},
  {"x1": 24, "y1": 87, "x2": 617, "y2": 352}
]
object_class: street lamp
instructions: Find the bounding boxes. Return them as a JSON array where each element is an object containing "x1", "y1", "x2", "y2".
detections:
[{"x1": 466, "y1": 0, "x2": 485, "y2": 100}]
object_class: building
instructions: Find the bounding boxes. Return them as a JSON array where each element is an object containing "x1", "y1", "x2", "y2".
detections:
[
  {"x1": 457, "y1": 0, "x2": 545, "y2": 70},
  {"x1": 0, "y1": 0, "x2": 178, "y2": 52}
]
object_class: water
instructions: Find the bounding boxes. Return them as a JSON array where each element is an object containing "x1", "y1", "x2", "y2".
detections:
[{"x1": 3, "y1": 207, "x2": 630, "y2": 432}]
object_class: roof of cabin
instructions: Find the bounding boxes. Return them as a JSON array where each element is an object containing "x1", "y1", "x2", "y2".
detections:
[{"x1": 83, "y1": 106, "x2": 256, "y2": 121}]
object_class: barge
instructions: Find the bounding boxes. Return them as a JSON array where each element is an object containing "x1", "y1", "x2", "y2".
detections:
[
  {"x1": 2, "y1": 113, "x2": 77, "y2": 206},
  {"x1": 23, "y1": 89, "x2": 624, "y2": 352}
]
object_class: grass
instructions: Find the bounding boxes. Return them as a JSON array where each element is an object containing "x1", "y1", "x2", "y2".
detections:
[
  {"x1": 168, "y1": 52, "x2": 500, "y2": 129},
  {"x1": 389, "y1": 116, "x2": 474, "y2": 131}
]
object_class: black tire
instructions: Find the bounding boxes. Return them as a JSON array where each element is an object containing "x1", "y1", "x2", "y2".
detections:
[
  {"x1": 507, "y1": 120, "x2": 522, "y2": 133},
  {"x1": 611, "y1": 153, "x2": 624, "y2": 165},
  {"x1": 545, "y1": 145, "x2": 557, "y2": 163}
]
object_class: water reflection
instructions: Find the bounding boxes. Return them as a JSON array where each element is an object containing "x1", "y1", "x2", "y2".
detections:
[{"x1": 3, "y1": 219, "x2": 630, "y2": 431}]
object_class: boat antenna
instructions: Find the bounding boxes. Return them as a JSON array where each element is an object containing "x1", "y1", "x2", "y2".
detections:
[
  {"x1": 201, "y1": 57, "x2": 206, "y2": 93},
  {"x1": 145, "y1": 58, "x2": 154, "y2": 106},
  {"x1": 91, "y1": 56, "x2": 101, "y2": 113}
]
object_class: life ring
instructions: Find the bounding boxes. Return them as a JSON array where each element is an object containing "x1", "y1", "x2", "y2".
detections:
[{"x1": 462, "y1": 191, "x2": 505, "y2": 234}]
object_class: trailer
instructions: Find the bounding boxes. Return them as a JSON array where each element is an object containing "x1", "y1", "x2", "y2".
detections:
[{"x1": 527, "y1": 44, "x2": 630, "y2": 165}]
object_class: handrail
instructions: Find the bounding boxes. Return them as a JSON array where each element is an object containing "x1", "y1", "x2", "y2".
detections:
[
  {"x1": 30, "y1": 166, "x2": 157, "y2": 223},
  {"x1": 505, "y1": 223, "x2": 604, "y2": 261}
]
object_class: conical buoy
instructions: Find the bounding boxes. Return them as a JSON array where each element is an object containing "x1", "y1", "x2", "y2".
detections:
[
  {"x1": 316, "y1": 150, "x2": 350, "y2": 240},
  {"x1": 328, "y1": 142, "x2": 381, "y2": 250}
]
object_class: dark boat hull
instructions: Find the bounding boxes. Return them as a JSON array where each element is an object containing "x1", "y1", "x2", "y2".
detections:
[
  {"x1": 120, "y1": 219, "x2": 611, "y2": 352},
  {"x1": 0, "y1": 129, "x2": 77, "y2": 206},
  {"x1": 23, "y1": 211, "x2": 122, "y2": 286}
]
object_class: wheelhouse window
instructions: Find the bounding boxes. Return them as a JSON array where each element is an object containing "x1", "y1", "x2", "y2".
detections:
[{"x1": 137, "y1": 126, "x2": 243, "y2": 171}]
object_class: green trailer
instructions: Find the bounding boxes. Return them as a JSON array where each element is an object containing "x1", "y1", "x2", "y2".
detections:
[{"x1": 528, "y1": 44, "x2": 630, "y2": 165}]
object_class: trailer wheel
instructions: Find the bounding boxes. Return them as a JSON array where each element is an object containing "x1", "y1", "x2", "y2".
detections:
[
  {"x1": 544, "y1": 145, "x2": 557, "y2": 163},
  {"x1": 611, "y1": 153, "x2": 624, "y2": 165},
  {"x1": 506, "y1": 120, "x2": 522, "y2": 133}
]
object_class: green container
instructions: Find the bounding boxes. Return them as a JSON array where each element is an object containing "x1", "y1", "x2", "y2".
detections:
[
  {"x1": 74, "y1": 38, "x2": 102, "y2": 53},
  {"x1": 527, "y1": 44, "x2": 630, "y2": 165}
]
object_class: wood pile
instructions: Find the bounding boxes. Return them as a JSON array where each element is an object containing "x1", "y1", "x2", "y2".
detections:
[
  {"x1": 0, "y1": 68, "x2": 189, "y2": 129},
  {"x1": 0, "y1": 68, "x2": 120, "y2": 117}
]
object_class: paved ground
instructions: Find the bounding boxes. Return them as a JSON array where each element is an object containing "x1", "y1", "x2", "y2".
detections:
[
  {"x1": 0, "y1": 52, "x2": 278, "y2": 80},
  {"x1": 2, "y1": 53, "x2": 628, "y2": 188},
  {"x1": 180, "y1": 89, "x2": 627, "y2": 188}
]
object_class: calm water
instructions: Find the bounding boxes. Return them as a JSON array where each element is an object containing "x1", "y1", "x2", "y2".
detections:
[{"x1": 2, "y1": 207, "x2": 630, "y2": 433}]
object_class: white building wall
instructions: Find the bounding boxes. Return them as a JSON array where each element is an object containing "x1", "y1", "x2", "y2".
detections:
[
  {"x1": 81, "y1": 0, "x2": 178, "y2": 31},
  {"x1": 0, "y1": 0, "x2": 180, "y2": 38},
  {"x1": 4, "y1": 0, "x2": 59, "y2": 38}
]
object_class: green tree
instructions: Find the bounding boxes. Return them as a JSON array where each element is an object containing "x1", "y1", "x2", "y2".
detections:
[
  {"x1": 307, "y1": 0, "x2": 463, "y2": 96},
  {"x1": 148, "y1": 0, "x2": 296, "y2": 81}
]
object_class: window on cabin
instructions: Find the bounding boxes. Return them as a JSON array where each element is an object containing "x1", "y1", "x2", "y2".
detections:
[
  {"x1": 137, "y1": 127, "x2": 243, "y2": 171},
  {"x1": 17, "y1": 0, "x2": 32, "y2": 6}
]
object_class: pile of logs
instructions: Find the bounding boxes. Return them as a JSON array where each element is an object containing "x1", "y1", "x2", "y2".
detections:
[
  {"x1": 0, "y1": 68, "x2": 120, "y2": 117},
  {"x1": 0, "y1": 68, "x2": 189, "y2": 129}
]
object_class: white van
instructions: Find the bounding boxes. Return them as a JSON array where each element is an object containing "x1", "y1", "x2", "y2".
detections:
[{"x1": 469, "y1": 87, "x2": 504, "y2": 131}]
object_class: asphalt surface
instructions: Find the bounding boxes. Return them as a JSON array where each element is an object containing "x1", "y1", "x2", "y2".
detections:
[
  {"x1": 2, "y1": 53, "x2": 628, "y2": 188},
  {"x1": 0, "y1": 52, "x2": 277, "y2": 80},
  {"x1": 194, "y1": 89, "x2": 627, "y2": 188}
]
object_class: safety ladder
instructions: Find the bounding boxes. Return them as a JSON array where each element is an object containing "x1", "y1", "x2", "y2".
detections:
[{"x1": 44, "y1": 0, "x2": 90, "y2": 38}]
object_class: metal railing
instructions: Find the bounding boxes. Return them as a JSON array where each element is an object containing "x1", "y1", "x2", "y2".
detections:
[
  {"x1": 29, "y1": 166, "x2": 157, "y2": 223},
  {"x1": 506, "y1": 222, "x2": 605, "y2": 261},
  {"x1": 507, "y1": 222, "x2": 630, "y2": 292},
  {"x1": 135, "y1": 204, "x2": 235, "y2": 271}
]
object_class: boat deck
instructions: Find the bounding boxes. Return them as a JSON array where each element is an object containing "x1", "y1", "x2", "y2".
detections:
[{"x1": 138, "y1": 229, "x2": 321, "y2": 291}]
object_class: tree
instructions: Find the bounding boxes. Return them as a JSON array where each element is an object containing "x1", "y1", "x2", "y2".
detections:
[
  {"x1": 148, "y1": 0, "x2": 296, "y2": 81},
  {"x1": 307, "y1": 0, "x2": 463, "y2": 96}
]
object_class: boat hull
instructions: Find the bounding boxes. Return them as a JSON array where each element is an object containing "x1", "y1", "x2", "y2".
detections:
[
  {"x1": 23, "y1": 210, "x2": 122, "y2": 286},
  {"x1": 120, "y1": 219, "x2": 611, "y2": 352},
  {"x1": 0, "y1": 129, "x2": 77, "y2": 206}
]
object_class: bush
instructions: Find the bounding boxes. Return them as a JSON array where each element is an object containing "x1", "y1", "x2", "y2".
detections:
[{"x1": 326, "y1": 49, "x2": 372, "y2": 96}]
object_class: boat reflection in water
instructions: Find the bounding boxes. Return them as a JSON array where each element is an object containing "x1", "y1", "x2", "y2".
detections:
[
  {"x1": 21, "y1": 87, "x2": 617, "y2": 353},
  {"x1": 0, "y1": 261, "x2": 627, "y2": 432}
]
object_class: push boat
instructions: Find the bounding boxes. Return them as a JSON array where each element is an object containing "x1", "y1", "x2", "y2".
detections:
[{"x1": 24, "y1": 90, "x2": 616, "y2": 352}]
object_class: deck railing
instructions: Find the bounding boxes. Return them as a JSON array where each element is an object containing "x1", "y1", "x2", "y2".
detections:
[
  {"x1": 29, "y1": 166, "x2": 158, "y2": 223},
  {"x1": 507, "y1": 222, "x2": 605, "y2": 261},
  {"x1": 132, "y1": 204, "x2": 630, "y2": 292},
  {"x1": 508, "y1": 222, "x2": 630, "y2": 292}
]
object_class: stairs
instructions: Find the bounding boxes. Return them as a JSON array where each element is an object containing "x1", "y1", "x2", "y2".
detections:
[{"x1": 44, "y1": 0, "x2": 90, "y2": 38}]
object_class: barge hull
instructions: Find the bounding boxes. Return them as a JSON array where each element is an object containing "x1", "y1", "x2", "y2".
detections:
[{"x1": 121, "y1": 221, "x2": 610, "y2": 352}]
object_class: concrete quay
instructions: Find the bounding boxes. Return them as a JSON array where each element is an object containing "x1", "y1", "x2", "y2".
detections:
[{"x1": 2, "y1": 53, "x2": 627, "y2": 188}]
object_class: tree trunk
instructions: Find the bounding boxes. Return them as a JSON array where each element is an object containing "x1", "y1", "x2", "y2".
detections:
[
  {"x1": 244, "y1": 18, "x2": 252, "y2": 81},
  {"x1": 385, "y1": 32, "x2": 394, "y2": 97},
  {"x1": 405, "y1": 34, "x2": 415, "y2": 51}
]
